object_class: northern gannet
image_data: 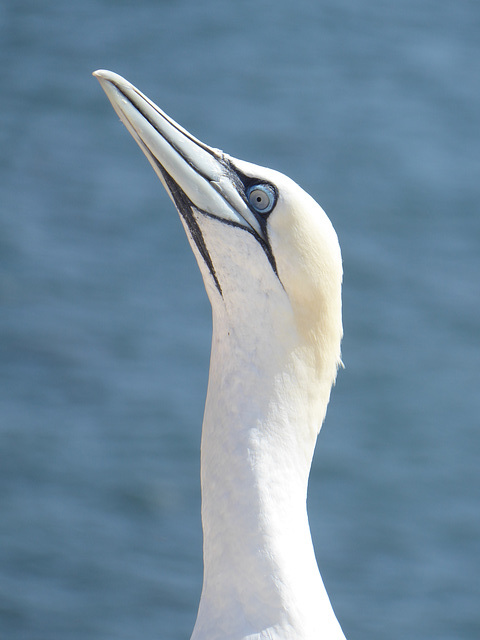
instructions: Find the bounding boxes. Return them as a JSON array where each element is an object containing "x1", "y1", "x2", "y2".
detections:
[{"x1": 94, "y1": 70, "x2": 346, "y2": 640}]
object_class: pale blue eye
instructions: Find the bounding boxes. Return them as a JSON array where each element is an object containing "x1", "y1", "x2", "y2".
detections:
[{"x1": 247, "y1": 184, "x2": 276, "y2": 214}]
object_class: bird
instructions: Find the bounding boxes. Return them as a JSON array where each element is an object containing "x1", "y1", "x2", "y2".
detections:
[{"x1": 94, "y1": 69, "x2": 346, "y2": 640}]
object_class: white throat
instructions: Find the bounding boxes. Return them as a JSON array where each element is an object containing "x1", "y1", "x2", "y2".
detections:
[{"x1": 191, "y1": 278, "x2": 345, "y2": 640}]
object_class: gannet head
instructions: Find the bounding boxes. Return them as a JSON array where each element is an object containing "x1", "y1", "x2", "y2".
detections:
[{"x1": 94, "y1": 70, "x2": 343, "y2": 395}]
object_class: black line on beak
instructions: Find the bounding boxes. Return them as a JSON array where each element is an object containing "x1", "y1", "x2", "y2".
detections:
[
  {"x1": 115, "y1": 84, "x2": 221, "y2": 183},
  {"x1": 158, "y1": 165, "x2": 223, "y2": 296}
]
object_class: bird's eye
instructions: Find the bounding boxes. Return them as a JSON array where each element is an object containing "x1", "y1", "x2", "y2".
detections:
[{"x1": 246, "y1": 184, "x2": 276, "y2": 215}]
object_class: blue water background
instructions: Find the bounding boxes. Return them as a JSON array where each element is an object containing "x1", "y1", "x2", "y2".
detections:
[{"x1": 1, "y1": 1, "x2": 479, "y2": 638}]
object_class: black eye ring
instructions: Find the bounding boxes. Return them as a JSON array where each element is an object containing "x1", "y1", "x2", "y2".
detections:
[{"x1": 246, "y1": 184, "x2": 276, "y2": 215}]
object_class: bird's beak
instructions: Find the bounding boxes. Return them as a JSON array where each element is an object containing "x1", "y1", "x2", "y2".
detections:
[{"x1": 93, "y1": 70, "x2": 264, "y2": 239}]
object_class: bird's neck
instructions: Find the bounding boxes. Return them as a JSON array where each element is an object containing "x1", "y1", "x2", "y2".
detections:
[{"x1": 191, "y1": 306, "x2": 345, "y2": 640}]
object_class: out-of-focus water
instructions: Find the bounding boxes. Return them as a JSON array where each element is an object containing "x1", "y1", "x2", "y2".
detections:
[{"x1": 1, "y1": 1, "x2": 479, "y2": 639}]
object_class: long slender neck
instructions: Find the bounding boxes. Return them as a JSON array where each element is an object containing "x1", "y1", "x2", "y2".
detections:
[{"x1": 191, "y1": 303, "x2": 345, "y2": 640}]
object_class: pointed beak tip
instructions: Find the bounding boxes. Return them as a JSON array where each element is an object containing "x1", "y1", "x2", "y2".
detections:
[
  {"x1": 92, "y1": 70, "x2": 113, "y2": 92},
  {"x1": 92, "y1": 69, "x2": 108, "y2": 81},
  {"x1": 92, "y1": 69, "x2": 129, "y2": 91}
]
